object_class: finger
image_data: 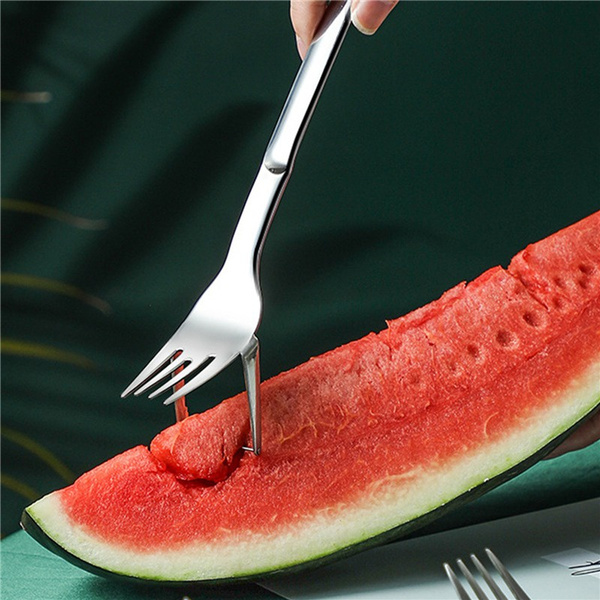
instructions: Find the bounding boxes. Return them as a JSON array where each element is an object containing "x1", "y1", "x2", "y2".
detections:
[
  {"x1": 351, "y1": 0, "x2": 399, "y2": 36},
  {"x1": 545, "y1": 409, "x2": 600, "y2": 459},
  {"x1": 290, "y1": 0, "x2": 328, "y2": 59}
]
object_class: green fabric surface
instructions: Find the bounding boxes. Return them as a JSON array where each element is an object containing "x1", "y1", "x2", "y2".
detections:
[{"x1": 1, "y1": 1, "x2": 599, "y2": 597}]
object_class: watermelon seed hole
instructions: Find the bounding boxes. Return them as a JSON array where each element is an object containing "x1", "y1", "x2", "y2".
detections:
[
  {"x1": 552, "y1": 296, "x2": 564, "y2": 310},
  {"x1": 495, "y1": 329, "x2": 515, "y2": 347},
  {"x1": 466, "y1": 344, "x2": 480, "y2": 359},
  {"x1": 408, "y1": 372, "x2": 421, "y2": 385},
  {"x1": 553, "y1": 276, "x2": 566, "y2": 289},
  {"x1": 578, "y1": 263, "x2": 594, "y2": 275},
  {"x1": 577, "y1": 276, "x2": 588, "y2": 290},
  {"x1": 523, "y1": 311, "x2": 541, "y2": 327}
]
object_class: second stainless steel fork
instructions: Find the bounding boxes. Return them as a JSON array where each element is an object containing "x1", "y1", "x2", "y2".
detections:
[{"x1": 122, "y1": 1, "x2": 352, "y2": 455}]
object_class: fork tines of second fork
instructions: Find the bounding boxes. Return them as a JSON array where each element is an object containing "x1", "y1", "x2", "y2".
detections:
[{"x1": 444, "y1": 548, "x2": 532, "y2": 600}]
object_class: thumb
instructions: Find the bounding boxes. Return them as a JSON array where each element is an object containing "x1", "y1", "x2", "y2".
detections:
[{"x1": 351, "y1": 0, "x2": 399, "y2": 36}]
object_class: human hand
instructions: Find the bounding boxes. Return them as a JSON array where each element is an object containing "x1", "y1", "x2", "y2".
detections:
[
  {"x1": 290, "y1": 0, "x2": 399, "y2": 58},
  {"x1": 545, "y1": 409, "x2": 600, "y2": 459}
]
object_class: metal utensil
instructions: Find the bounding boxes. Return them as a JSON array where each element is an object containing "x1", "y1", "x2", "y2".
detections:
[
  {"x1": 444, "y1": 548, "x2": 532, "y2": 600},
  {"x1": 122, "y1": 1, "x2": 352, "y2": 455}
]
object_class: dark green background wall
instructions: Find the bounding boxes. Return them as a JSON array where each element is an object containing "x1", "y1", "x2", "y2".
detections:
[{"x1": 2, "y1": 1, "x2": 599, "y2": 536}]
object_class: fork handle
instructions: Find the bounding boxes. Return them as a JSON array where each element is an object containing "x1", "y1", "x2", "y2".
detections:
[
  {"x1": 264, "y1": 0, "x2": 351, "y2": 174},
  {"x1": 225, "y1": 1, "x2": 351, "y2": 273}
]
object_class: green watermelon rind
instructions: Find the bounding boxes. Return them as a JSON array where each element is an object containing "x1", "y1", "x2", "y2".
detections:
[{"x1": 20, "y1": 398, "x2": 600, "y2": 586}]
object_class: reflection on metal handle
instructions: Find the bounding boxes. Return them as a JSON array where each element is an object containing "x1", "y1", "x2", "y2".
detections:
[
  {"x1": 226, "y1": 0, "x2": 351, "y2": 274},
  {"x1": 264, "y1": 0, "x2": 351, "y2": 173}
]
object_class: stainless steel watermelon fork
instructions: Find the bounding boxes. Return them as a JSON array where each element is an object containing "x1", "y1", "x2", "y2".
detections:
[{"x1": 121, "y1": 1, "x2": 352, "y2": 455}]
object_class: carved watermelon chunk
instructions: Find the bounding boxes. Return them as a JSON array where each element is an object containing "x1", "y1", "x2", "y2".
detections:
[{"x1": 22, "y1": 212, "x2": 600, "y2": 583}]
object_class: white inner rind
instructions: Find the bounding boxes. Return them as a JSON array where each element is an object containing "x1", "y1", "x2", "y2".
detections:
[{"x1": 27, "y1": 360, "x2": 600, "y2": 582}]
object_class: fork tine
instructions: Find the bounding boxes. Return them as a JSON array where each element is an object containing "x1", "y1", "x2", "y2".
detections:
[
  {"x1": 458, "y1": 559, "x2": 490, "y2": 600},
  {"x1": 132, "y1": 354, "x2": 189, "y2": 397},
  {"x1": 485, "y1": 549, "x2": 532, "y2": 600},
  {"x1": 444, "y1": 563, "x2": 477, "y2": 600},
  {"x1": 161, "y1": 355, "x2": 232, "y2": 406},
  {"x1": 241, "y1": 335, "x2": 261, "y2": 455},
  {"x1": 121, "y1": 345, "x2": 180, "y2": 398},
  {"x1": 445, "y1": 552, "x2": 530, "y2": 600},
  {"x1": 470, "y1": 554, "x2": 509, "y2": 600},
  {"x1": 147, "y1": 358, "x2": 212, "y2": 399}
]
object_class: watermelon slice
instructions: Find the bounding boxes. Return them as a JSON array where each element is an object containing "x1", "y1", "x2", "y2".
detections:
[{"x1": 22, "y1": 212, "x2": 600, "y2": 584}]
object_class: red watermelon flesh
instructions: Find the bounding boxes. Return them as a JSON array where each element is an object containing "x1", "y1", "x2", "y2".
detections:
[{"x1": 22, "y1": 212, "x2": 600, "y2": 582}]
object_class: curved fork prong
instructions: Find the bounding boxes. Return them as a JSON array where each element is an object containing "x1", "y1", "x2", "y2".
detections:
[
  {"x1": 470, "y1": 554, "x2": 508, "y2": 600},
  {"x1": 458, "y1": 559, "x2": 489, "y2": 600},
  {"x1": 121, "y1": 345, "x2": 180, "y2": 398},
  {"x1": 133, "y1": 354, "x2": 189, "y2": 397},
  {"x1": 485, "y1": 549, "x2": 532, "y2": 600},
  {"x1": 147, "y1": 358, "x2": 210, "y2": 399},
  {"x1": 241, "y1": 336, "x2": 261, "y2": 455},
  {"x1": 444, "y1": 563, "x2": 474, "y2": 600},
  {"x1": 162, "y1": 356, "x2": 232, "y2": 406}
]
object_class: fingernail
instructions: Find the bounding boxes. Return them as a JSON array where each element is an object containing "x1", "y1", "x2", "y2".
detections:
[
  {"x1": 351, "y1": 0, "x2": 393, "y2": 36},
  {"x1": 296, "y1": 35, "x2": 308, "y2": 59}
]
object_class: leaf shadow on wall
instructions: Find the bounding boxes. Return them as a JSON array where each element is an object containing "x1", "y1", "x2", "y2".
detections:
[{"x1": 4, "y1": 2, "x2": 199, "y2": 255}]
